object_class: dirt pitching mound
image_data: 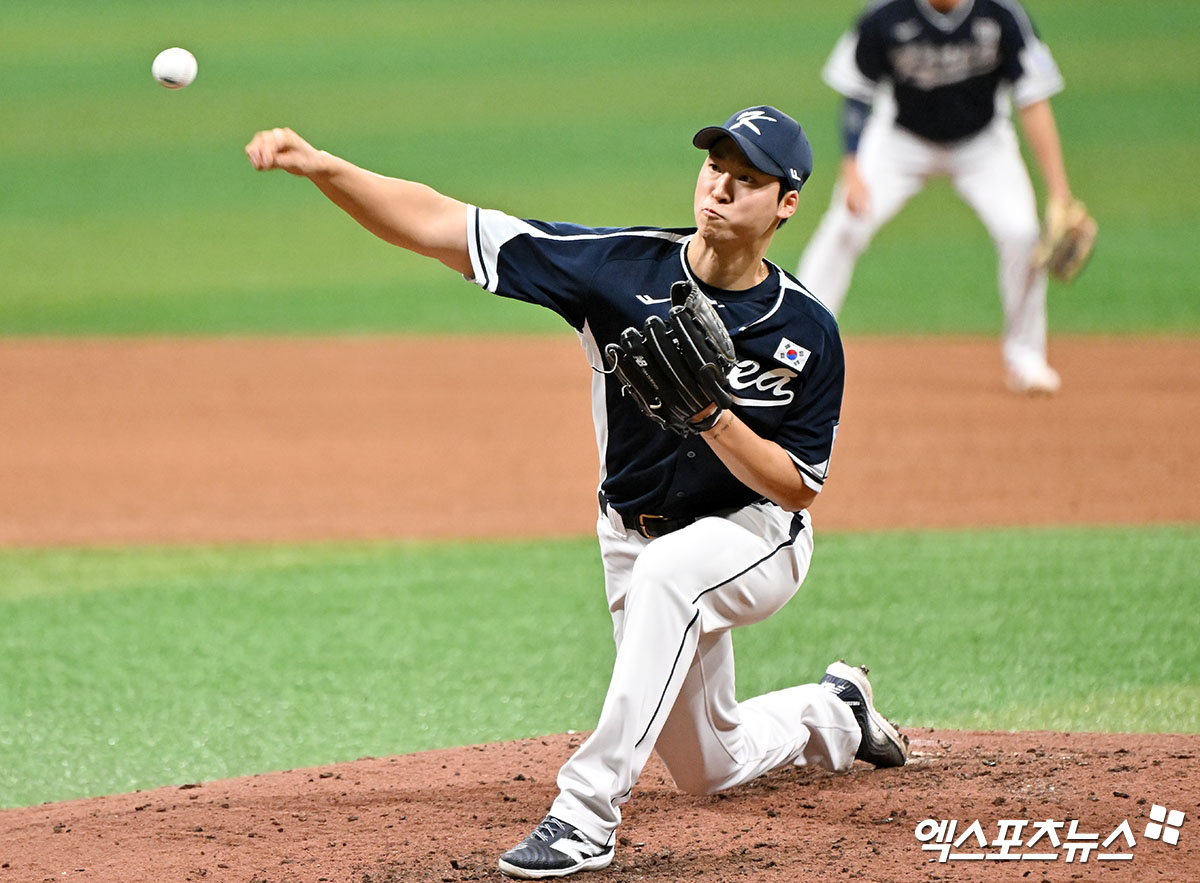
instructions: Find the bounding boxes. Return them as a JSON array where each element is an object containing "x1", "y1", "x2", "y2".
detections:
[
  {"x1": 1, "y1": 730, "x2": 1196, "y2": 881},
  {"x1": 0, "y1": 335, "x2": 1197, "y2": 881}
]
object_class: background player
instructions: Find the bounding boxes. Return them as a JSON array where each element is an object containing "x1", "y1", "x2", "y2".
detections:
[
  {"x1": 246, "y1": 106, "x2": 908, "y2": 878},
  {"x1": 796, "y1": 0, "x2": 1079, "y2": 394}
]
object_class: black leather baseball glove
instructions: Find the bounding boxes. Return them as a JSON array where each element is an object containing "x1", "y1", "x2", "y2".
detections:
[{"x1": 605, "y1": 281, "x2": 736, "y2": 436}]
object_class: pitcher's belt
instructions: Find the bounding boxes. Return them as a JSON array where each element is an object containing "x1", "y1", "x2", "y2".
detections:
[{"x1": 599, "y1": 492, "x2": 702, "y2": 539}]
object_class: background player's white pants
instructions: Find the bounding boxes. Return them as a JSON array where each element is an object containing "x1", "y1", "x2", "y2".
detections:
[
  {"x1": 550, "y1": 502, "x2": 860, "y2": 846},
  {"x1": 797, "y1": 118, "x2": 1049, "y2": 370}
]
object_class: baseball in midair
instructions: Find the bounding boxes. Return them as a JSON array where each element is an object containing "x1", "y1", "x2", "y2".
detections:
[{"x1": 152, "y1": 47, "x2": 197, "y2": 89}]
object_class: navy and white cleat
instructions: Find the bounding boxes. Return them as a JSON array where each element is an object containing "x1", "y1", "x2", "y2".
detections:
[
  {"x1": 498, "y1": 814, "x2": 614, "y2": 879},
  {"x1": 820, "y1": 660, "x2": 909, "y2": 768}
]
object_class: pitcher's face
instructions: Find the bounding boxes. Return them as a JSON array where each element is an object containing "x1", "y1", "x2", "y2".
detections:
[{"x1": 693, "y1": 137, "x2": 795, "y2": 244}]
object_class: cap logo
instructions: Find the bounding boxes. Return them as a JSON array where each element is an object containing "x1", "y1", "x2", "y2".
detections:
[{"x1": 729, "y1": 109, "x2": 777, "y2": 136}]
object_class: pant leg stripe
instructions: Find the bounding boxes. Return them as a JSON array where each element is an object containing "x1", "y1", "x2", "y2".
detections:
[
  {"x1": 633, "y1": 512, "x2": 807, "y2": 749},
  {"x1": 691, "y1": 511, "x2": 806, "y2": 605},
  {"x1": 634, "y1": 609, "x2": 701, "y2": 749}
]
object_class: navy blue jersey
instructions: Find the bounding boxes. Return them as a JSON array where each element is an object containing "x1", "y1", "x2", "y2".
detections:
[
  {"x1": 467, "y1": 206, "x2": 843, "y2": 521},
  {"x1": 824, "y1": 0, "x2": 1063, "y2": 143}
]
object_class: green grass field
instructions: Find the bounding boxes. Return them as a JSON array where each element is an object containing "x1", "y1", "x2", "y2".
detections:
[
  {"x1": 2, "y1": 527, "x2": 1197, "y2": 809},
  {"x1": 1, "y1": 1, "x2": 1197, "y2": 811},
  {"x1": 1, "y1": 1, "x2": 1198, "y2": 335}
]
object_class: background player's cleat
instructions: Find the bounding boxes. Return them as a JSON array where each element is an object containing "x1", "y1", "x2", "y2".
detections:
[
  {"x1": 498, "y1": 815, "x2": 614, "y2": 879},
  {"x1": 820, "y1": 661, "x2": 909, "y2": 768},
  {"x1": 1005, "y1": 359, "x2": 1061, "y2": 395}
]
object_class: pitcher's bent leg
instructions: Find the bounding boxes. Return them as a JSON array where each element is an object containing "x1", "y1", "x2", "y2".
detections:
[
  {"x1": 550, "y1": 506, "x2": 815, "y2": 845},
  {"x1": 656, "y1": 633, "x2": 860, "y2": 795}
]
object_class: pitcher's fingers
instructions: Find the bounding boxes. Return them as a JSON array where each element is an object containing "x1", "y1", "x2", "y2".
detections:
[
  {"x1": 245, "y1": 131, "x2": 278, "y2": 169},
  {"x1": 245, "y1": 132, "x2": 265, "y2": 168}
]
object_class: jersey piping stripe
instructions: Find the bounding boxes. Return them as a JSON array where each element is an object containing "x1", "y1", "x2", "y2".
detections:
[
  {"x1": 993, "y1": 0, "x2": 1063, "y2": 107},
  {"x1": 581, "y1": 322, "x2": 611, "y2": 490},
  {"x1": 681, "y1": 261, "x2": 828, "y2": 337},
  {"x1": 731, "y1": 269, "x2": 832, "y2": 334},
  {"x1": 632, "y1": 511, "x2": 808, "y2": 749},
  {"x1": 992, "y1": 0, "x2": 1040, "y2": 42},
  {"x1": 823, "y1": 31, "x2": 879, "y2": 103},
  {"x1": 469, "y1": 207, "x2": 689, "y2": 294},
  {"x1": 790, "y1": 451, "x2": 830, "y2": 490},
  {"x1": 731, "y1": 271, "x2": 787, "y2": 334},
  {"x1": 677, "y1": 242, "x2": 825, "y2": 335},
  {"x1": 471, "y1": 207, "x2": 491, "y2": 292}
]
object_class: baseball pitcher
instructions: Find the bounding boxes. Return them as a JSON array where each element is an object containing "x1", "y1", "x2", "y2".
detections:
[{"x1": 246, "y1": 105, "x2": 908, "y2": 879}]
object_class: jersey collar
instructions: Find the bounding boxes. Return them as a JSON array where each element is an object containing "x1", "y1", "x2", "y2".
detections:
[
  {"x1": 916, "y1": 0, "x2": 975, "y2": 32},
  {"x1": 678, "y1": 237, "x2": 788, "y2": 335}
]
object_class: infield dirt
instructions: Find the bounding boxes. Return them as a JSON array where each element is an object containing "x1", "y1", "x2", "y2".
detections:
[
  {"x1": 0, "y1": 335, "x2": 1197, "y2": 881},
  {"x1": 2, "y1": 335, "x2": 1197, "y2": 544}
]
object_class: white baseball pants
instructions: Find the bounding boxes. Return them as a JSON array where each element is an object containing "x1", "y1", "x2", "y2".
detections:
[
  {"x1": 549, "y1": 501, "x2": 860, "y2": 846},
  {"x1": 797, "y1": 116, "x2": 1049, "y2": 370}
]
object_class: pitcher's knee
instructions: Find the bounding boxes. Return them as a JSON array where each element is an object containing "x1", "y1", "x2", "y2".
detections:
[
  {"x1": 661, "y1": 757, "x2": 734, "y2": 795},
  {"x1": 674, "y1": 775, "x2": 725, "y2": 796}
]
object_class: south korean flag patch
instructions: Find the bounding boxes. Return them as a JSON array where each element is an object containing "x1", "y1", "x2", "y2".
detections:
[{"x1": 773, "y1": 337, "x2": 811, "y2": 373}]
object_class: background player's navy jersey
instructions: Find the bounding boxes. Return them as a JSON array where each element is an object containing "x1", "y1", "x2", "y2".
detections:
[
  {"x1": 466, "y1": 206, "x2": 843, "y2": 521},
  {"x1": 824, "y1": 0, "x2": 1063, "y2": 143}
]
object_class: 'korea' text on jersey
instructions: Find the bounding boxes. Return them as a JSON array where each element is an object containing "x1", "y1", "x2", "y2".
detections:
[{"x1": 466, "y1": 207, "x2": 844, "y2": 522}]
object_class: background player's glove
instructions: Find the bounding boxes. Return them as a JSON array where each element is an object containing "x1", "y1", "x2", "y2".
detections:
[
  {"x1": 1035, "y1": 197, "x2": 1098, "y2": 283},
  {"x1": 605, "y1": 281, "x2": 736, "y2": 436}
]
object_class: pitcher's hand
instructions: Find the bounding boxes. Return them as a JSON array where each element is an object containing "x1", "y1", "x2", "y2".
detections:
[{"x1": 245, "y1": 127, "x2": 327, "y2": 177}]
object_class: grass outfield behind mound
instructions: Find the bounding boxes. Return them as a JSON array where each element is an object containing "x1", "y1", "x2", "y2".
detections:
[
  {"x1": 2, "y1": 526, "x2": 1196, "y2": 809},
  {"x1": 2, "y1": 1, "x2": 1198, "y2": 336}
]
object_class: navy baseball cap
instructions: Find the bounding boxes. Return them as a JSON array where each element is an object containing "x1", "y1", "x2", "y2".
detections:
[{"x1": 693, "y1": 106, "x2": 813, "y2": 192}]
